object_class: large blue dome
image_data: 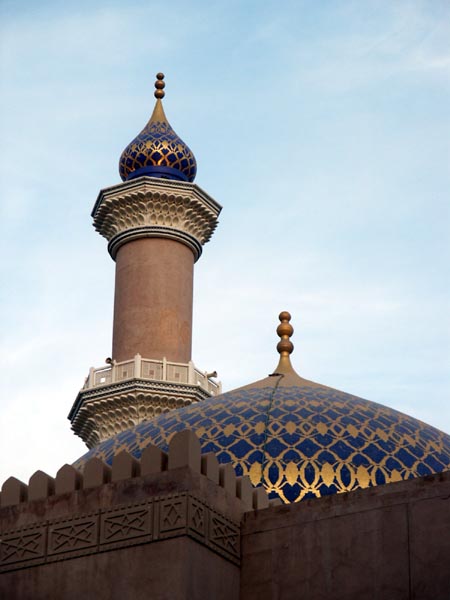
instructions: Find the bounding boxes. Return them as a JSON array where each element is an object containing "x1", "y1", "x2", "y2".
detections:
[{"x1": 74, "y1": 371, "x2": 450, "y2": 503}]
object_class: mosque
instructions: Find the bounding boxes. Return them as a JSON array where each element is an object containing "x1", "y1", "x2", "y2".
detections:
[{"x1": 1, "y1": 74, "x2": 449, "y2": 599}]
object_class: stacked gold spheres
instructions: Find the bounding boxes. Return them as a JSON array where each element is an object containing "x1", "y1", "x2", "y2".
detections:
[
  {"x1": 154, "y1": 72, "x2": 165, "y2": 99},
  {"x1": 276, "y1": 311, "x2": 294, "y2": 356}
]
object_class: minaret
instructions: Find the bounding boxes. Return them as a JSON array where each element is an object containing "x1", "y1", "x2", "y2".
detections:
[{"x1": 69, "y1": 74, "x2": 222, "y2": 448}]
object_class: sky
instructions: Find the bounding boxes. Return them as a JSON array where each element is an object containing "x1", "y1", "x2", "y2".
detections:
[{"x1": 0, "y1": 0, "x2": 449, "y2": 485}]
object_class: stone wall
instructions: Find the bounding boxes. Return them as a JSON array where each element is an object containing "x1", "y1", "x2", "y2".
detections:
[
  {"x1": 0, "y1": 430, "x2": 269, "y2": 600},
  {"x1": 240, "y1": 470, "x2": 450, "y2": 600},
  {"x1": 2, "y1": 430, "x2": 448, "y2": 599}
]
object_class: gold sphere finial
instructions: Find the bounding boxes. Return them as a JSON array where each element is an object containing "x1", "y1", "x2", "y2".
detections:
[
  {"x1": 154, "y1": 72, "x2": 165, "y2": 99},
  {"x1": 276, "y1": 311, "x2": 294, "y2": 356}
]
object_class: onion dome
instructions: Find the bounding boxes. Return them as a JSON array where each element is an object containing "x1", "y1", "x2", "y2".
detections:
[
  {"x1": 119, "y1": 73, "x2": 197, "y2": 183},
  {"x1": 74, "y1": 313, "x2": 450, "y2": 504}
]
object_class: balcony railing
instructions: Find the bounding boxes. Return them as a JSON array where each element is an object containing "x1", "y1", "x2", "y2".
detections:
[{"x1": 82, "y1": 354, "x2": 221, "y2": 396}]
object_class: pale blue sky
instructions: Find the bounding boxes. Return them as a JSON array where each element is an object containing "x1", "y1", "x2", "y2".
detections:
[{"x1": 1, "y1": 0, "x2": 449, "y2": 484}]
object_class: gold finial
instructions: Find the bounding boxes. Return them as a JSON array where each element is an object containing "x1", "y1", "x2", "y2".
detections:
[
  {"x1": 272, "y1": 311, "x2": 295, "y2": 375},
  {"x1": 277, "y1": 311, "x2": 294, "y2": 356},
  {"x1": 154, "y1": 72, "x2": 165, "y2": 99}
]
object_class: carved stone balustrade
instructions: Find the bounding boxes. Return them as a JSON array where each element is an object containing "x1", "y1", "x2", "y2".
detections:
[{"x1": 68, "y1": 355, "x2": 221, "y2": 448}]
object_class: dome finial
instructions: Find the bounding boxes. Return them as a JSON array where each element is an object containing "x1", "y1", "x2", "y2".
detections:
[
  {"x1": 119, "y1": 73, "x2": 197, "y2": 182},
  {"x1": 154, "y1": 72, "x2": 165, "y2": 99},
  {"x1": 272, "y1": 311, "x2": 296, "y2": 375}
]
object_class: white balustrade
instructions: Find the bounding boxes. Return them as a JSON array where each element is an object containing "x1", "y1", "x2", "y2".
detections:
[{"x1": 82, "y1": 354, "x2": 221, "y2": 396}]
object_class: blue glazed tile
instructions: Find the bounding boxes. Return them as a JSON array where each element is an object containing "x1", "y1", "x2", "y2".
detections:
[
  {"x1": 384, "y1": 457, "x2": 403, "y2": 471},
  {"x1": 363, "y1": 443, "x2": 386, "y2": 463},
  {"x1": 298, "y1": 407, "x2": 314, "y2": 419},
  {"x1": 234, "y1": 463, "x2": 244, "y2": 477},
  {"x1": 350, "y1": 453, "x2": 370, "y2": 467},
  {"x1": 416, "y1": 463, "x2": 432, "y2": 476},
  {"x1": 318, "y1": 450, "x2": 339, "y2": 464},
  {"x1": 281, "y1": 432, "x2": 301, "y2": 446},
  {"x1": 435, "y1": 450, "x2": 450, "y2": 463},
  {"x1": 202, "y1": 441, "x2": 222, "y2": 454},
  {"x1": 228, "y1": 439, "x2": 254, "y2": 459},
  {"x1": 284, "y1": 482, "x2": 302, "y2": 502},
  {"x1": 329, "y1": 441, "x2": 354, "y2": 460},
  {"x1": 394, "y1": 448, "x2": 418, "y2": 469},
  {"x1": 265, "y1": 438, "x2": 287, "y2": 458},
  {"x1": 347, "y1": 434, "x2": 366, "y2": 449},
  {"x1": 409, "y1": 444, "x2": 425, "y2": 459},
  {"x1": 215, "y1": 434, "x2": 239, "y2": 447},
  {"x1": 297, "y1": 439, "x2": 322, "y2": 458},
  {"x1": 321, "y1": 483, "x2": 338, "y2": 495},
  {"x1": 267, "y1": 463, "x2": 280, "y2": 485},
  {"x1": 303, "y1": 464, "x2": 317, "y2": 485},
  {"x1": 374, "y1": 469, "x2": 386, "y2": 485},
  {"x1": 378, "y1": 439, "x2": 396, "y2": 453},
  {"x1": 248, "y1": 450, "x2": 264, "y2": 463},
  {"x1": 315, "y1": 433, "x2": 335, "y2": 446},
  {"x1": 339, "y1": 465, "x2": 352, "y2": 487},
  {"x1": 216, "y1": 451, "x2": 233, "y2": 463},
  {"x1": 282, "y1": 449, "x2": 301, "y2": 462},
  {"x1": 424, "y1": 454, "x2": 445, "y2": 471},
  {"x1": 249, "y1": 432, "x2": 266, "y2": 446}
]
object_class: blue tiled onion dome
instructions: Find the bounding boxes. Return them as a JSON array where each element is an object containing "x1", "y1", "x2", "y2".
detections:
[
  {"x1": 74, "y1": 374, "x2": 450, "y2": 504},
  {"x1": 118, "y1": 74, "x2": 197, "y2": 183}
]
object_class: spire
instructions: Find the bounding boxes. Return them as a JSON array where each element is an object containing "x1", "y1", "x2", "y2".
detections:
[
  {"x1": 272, "y1": 311, "x2": 297, "y2": 375},
  {"x1": 118, "y1": 73, "x2": 197, "y2": 183}
]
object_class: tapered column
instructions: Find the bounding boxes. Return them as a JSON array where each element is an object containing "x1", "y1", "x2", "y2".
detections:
[{"x1": 112, "y1": 237, "x2": 194, "y2": 363}]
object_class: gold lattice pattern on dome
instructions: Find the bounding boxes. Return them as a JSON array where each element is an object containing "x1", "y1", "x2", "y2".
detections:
[
  {"x1": 74, "y1": 385, "x2": 450, "y2": 504},
  {"x1": 118, "y1": 121, "x2": 197, "y2": 181}
]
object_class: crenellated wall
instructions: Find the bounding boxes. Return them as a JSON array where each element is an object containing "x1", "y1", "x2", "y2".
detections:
[
  {"x1": 0, "y1": 429, "x2": 272, "y2": 600},
  {"x1": 2, "y1": 432, "x2": 448, "y2": 600}
]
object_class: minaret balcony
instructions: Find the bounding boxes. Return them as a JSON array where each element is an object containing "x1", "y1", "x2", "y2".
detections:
[
  {"x1": 68, "y1": 354, "x2": 221, "y2": 449},
  {"x1": 83, "y1": 355, "x2": 220, "y2": 396}
]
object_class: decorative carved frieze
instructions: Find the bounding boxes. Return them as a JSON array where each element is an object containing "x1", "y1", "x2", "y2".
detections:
[
  {"x1": 209, "y1": 512, "x2": 240, "y2": 558},
  {"x1": 0, "y1": 493, "x2": 240, "y2": 573},
  {"x1": 0, "y1": 524, "x2": 46, "y2": 570},
  {"x1": 91, "y1": 177, "x2": 221, "y2": 261},
  {"x1": 188, "y1": 496, "x2": 207, "y2": 537},
  {"x1": 47, "y1": 514, "x2": 98, "y2": 561},
  {"x1": 159, "y1": 495, "x2": 187, "y2": 537},
  {"x1": 100, "y1": 502, "x2": 152, "y2": 552}
]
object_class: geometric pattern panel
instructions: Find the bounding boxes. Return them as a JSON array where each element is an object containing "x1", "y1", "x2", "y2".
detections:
[
  {"x1": 0, "y1": 493, "x2": 240, "y2": 573},
  {"x1": 0, "y1": 525, "x2": 46, "y2": 568},
  {"x1": 209, "y1": 512, "x2": 240, "y2": 558},
  {"x1": 75, "y1": 383, "x2": 450, "y2": 504},
  {"x1": 100, "y1": 504, "x2": 152, "y2": 550},
  {"x1": 159, "y1": 495, "x2": 187, "y2": 537},
  {"x1": 48, "y1": 515, "x2": 98, "y2": 557}
]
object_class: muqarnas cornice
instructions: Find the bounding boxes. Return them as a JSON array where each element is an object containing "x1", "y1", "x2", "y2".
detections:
[
  {"x1": 92, "y1": 176, "x2": 222, "y2": 261},
  {"x1": 70, "y1": 379, "x2": 213, "y2": 449}
]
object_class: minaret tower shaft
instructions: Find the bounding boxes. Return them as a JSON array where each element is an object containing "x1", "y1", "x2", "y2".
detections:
[
  {"x1": 69, "y1": 74, "x2": 222, "y2": 448},
  {"x1": 112, "y1": 236, "x2": 194, "y2": 363}
]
